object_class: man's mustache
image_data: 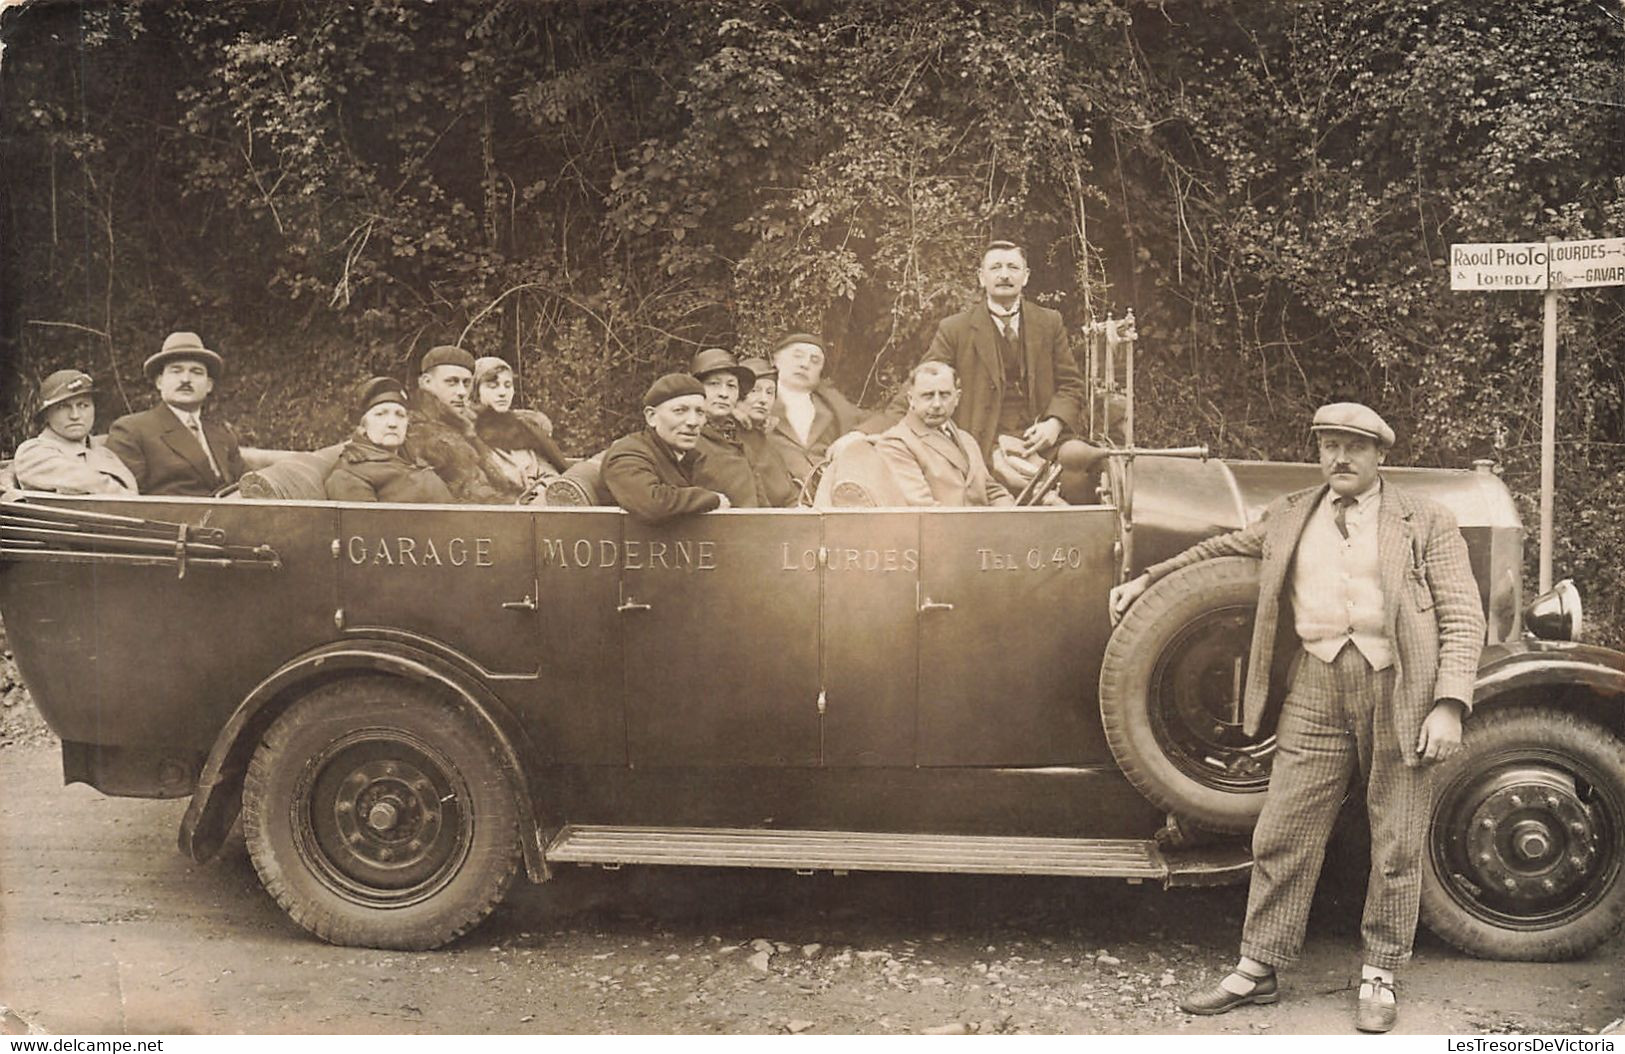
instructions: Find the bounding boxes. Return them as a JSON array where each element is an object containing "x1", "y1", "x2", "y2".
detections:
[{"x1": 1331, "y1": 464, "x2": 1353, "y2": 474}]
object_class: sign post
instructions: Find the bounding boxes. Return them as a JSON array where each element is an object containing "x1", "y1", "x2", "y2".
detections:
[{"x1": 1451, "y1": 235, "x2": 1625, "y2": 593}]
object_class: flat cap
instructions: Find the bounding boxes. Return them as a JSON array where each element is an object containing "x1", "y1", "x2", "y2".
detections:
[
  {"x1": 688, "y1": 347, "x2": 755, "y2": 390},
  {"x1": 1310, "y1": 402, "x2": 1394, "y2": 448},
  {"x1": 354, "y1": 376, "x2": 409, "y2": 419},
  {"x1": 37, "y1": 369, "x2": 97, "y2": 416},
  {"x1": 642, "y1": 372, "x2": 705, "y2": 409},
  {"x1": 737, "y1": 356, "x2": 775, "y2": 380},
  {"x1": 772, "y1": 332, "x2": 827, "y2": 357},
  {"x1": 144, "y1": 331, "x2": 224, "y2": 380},
  {"x1": 419, "y1": 345, "x2": 475, "y2": 374}
]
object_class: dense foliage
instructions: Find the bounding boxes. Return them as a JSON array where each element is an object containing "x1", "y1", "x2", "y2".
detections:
[{"x1": 2, "y1": 0, "x2": 1621, "y2": 638}]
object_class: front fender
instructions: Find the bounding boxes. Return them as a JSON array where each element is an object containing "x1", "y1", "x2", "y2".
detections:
[
  {"x1": 178, "y1": 639, "x2": 550, "y2": 882},
  {"x1": 1472, "y1": 639, "x2": 1625, "y2": 725}
]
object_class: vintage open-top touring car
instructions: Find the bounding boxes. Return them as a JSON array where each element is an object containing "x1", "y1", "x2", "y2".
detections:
[{"x1": 2, "y1": 330, "x2": 1621, "y2": 958}]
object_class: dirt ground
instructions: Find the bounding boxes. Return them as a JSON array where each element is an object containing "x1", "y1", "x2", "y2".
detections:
[{"x1": 1, "y1": 720, "x2": 1620, "y2": 1036}]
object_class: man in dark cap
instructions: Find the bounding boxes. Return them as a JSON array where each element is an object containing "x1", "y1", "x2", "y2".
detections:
[
  {"x1": 106, "y1": 331, "x2": 244, "y2": 496},
  {"x1": 688, "y1": 347, "x2": 771, "y2": 508},
  {"x1": 13, "y1": 369, "x2": 137, "y2": 494},
  {"x1": 401, "y1": 345, "x2": 503, "y2": 504},
  {"x1": 601, "y1": 373, "x2": 730, "y2": 524},
  {"x1": 1110, "y1": 402, "x2": 1485, "y2": 1034}
]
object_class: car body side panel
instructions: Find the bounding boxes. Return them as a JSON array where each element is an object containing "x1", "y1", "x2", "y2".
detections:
[
  {"x1": 820, "y1": 510, "x2": 920, "y2": 767},
  {"x1": 535, "y1": 509, "x2": 630, "y2": 765}
]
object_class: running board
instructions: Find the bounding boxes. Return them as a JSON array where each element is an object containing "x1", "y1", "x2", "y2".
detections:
[{"x1": 544, "y1": 825, "x2": 1251, "y2": 884}]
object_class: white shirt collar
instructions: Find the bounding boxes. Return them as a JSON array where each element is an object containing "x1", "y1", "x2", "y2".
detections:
[{"x1": 166, "y1": 403, "x2": 202, "y2": 428}]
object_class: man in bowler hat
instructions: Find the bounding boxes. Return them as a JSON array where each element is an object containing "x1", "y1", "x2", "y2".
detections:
[
  {"x1": 1109, "y1": 402, "x2": 1485, "y2": 1033},
  {"x1": 602, "y1": 373, "x2": 731, "y2": 524},
  {"x1": 106, "y1": 332, "x2": 244, "y2": 496}
]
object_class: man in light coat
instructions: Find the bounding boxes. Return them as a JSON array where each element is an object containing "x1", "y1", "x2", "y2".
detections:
[
  {"x1": 875, "y1": 361, "x2": 1013, "y2": 507},
  {"x1": 1109, "y1": 402, "x2": 1485, "y2": 1033}
]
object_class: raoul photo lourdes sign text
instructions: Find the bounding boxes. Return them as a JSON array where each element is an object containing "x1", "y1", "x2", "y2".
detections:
[{"x1": 1450, "y1": 234, "x2": 1625, "y2": 592}]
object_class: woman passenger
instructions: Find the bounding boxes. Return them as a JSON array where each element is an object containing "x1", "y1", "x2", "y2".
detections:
[
  {"x1": 13, "y1": 369, "x2": 137, "y2": 494},
  {"x1": 470, "y1": 356, "x2": 569, "y2": 501},
  {"x1": 324, "y1": 377, "x2": 453, "y2": 503},
  {"x1": 735, "y1": 355, "x2": 799, "y2": 508}
]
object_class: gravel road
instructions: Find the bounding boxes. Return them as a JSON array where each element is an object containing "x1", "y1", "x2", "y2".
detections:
[{"x1": 2, "y1": 738, "x2": 1620, "y2": 1036}]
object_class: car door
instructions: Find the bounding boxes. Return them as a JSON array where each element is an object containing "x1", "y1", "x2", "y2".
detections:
[
  {"x1": 620, "y1": 511, "x2": 822, "y2": 766},
  {"x1": 914, "y1": 505, "x2": 1118, "y2": 766}
]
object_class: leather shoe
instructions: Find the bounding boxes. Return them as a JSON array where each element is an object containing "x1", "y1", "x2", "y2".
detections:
[
  {"x1": 1355, "y1": 977, "x2": 1398, "y2": 1033},
  {"x1": 1178, "y1": 967, "x2": 1278, "y2": 1015}
]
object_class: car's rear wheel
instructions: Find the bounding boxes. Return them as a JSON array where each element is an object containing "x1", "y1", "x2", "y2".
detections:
[
  {"x1": 242, "y1": 676, "x2": 520, "y2": 950},
  {"x1": 1421, "y1": 706, "x2": 1625, "y2": 960},
  {"x1": 1099, "y1": 557, "x2": 1274, "y2": 832}
]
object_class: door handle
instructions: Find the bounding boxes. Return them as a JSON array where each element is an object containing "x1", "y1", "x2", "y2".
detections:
[
  {"x1": 617, "y1": 583, "x2": 651, "y2": 613},
  {"x1": 501, "y1": 594, "x2": 537, "y2": 611},
  {"x1": 916, "y1": 582, "x2": 954, "y2": 613}
]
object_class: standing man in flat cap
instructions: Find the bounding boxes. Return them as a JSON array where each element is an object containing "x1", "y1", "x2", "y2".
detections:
[
  {"x1": 689, "y1": 347, "x2": 773, "y2": 508},
  {"x1": 899, "y1": 240, "x2": 1085, "y2": 468},
  {"x1": 402, "y1": 345, "x2": 503, "y2": 504},
  {"x1": 106, "y1": 332, "x2": 244, "y2": 496},
  {"x1": 1109, "y1": 403, "x2": 1485, "y2": 1033},
  {"x1": 602, "y1": 373, "x2": 730, "y2": 524},
  {"x1": 13, "y1": 369, "x2": 137, "y2": 494}
]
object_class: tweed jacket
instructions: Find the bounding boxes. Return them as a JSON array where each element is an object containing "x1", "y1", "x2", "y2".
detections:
[
  {"x1": 874, "y1": 415, "x2": 1014, "y2": 507},
  {"x1": 105, "y1": 403, "x2": 244, "y2": 496},
  {"x1": 768, "y1": 383, "x2": 865, "y2": 487},
  {"x1": 899, "y1": 302, "x2": 1087, "y2": 462},
  {"x1": 601, "y1": 428, "x2": 724, "y2": 524},
  {"x1": 1144, "y1": 480, "x2": 1485, "y2": 763},
  {"x1": 13, "y1": 428, "x2": 138, "y2": 494}
]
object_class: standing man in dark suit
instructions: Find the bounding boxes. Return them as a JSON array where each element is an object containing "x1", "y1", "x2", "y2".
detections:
[
  {"x1": 874, "y1": 362, "x2": 1012, "y2": 507},
  {"x1": 106, "y1": 331, "x2": 244, "y2": 496},
  {"x1": 1109, "y1": 403, "x2": 1485, "y2": 1033},
  {"x1": 904, "y1": 240, "x2": 1086, "y2": 465},
  {"x1": 602, "y1": 373, "x2": 730, "y2": 524}
]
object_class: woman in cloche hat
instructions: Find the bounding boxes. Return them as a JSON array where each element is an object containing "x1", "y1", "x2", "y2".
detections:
[
  {"x1": 11, "y1": 369, "x2": 138, "y2": 494},
  {"x1": 469, "y1": 356, "x2": 569, "y2": 502},
  {"x1": 324, "y1": 377, "x2": 454, "y2": 503}
]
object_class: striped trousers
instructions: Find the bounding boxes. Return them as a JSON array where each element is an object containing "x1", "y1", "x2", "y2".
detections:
[{"x1": 1239, "y1": 643, "x2": 1433, "y2": 972}]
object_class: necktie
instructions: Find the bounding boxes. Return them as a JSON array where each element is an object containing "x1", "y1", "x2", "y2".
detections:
[
  {"x1": 1333, "y1": 495, "x2": 1356, "y2": 539},
  {"x1": 187, "y1": 415, "x2": 222, "y2": 478}
]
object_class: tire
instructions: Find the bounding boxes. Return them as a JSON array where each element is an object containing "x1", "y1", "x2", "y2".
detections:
[
  {"x1": 241, "y1": 676, "x2": 521, "y2": 950},
  {"x1": 1099, "y1": 556, "x2": 1274, "y2": 832},
  {"x1": 1420, "y1": 706, "x2": 1625, "y2": 961}
]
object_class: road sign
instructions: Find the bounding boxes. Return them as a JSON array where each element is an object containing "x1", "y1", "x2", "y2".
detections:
[
  {"x1": 1450, "y1": 242, "x2": 1549, "y2": 290},
  {"x1": 1548, "y1": 236, "x2": 1625, "y2": 289}
]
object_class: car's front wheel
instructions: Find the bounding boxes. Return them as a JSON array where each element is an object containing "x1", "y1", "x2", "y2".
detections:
[
  {"x1": 241, "y1": 676, "x2": 521, "y2": 950},
  {"x1": 1421, "y1": 706, "x2": 1625, "y2": 960}
]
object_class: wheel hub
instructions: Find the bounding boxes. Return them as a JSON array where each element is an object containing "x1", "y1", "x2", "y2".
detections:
[
  {"x1": 1458, "y1": 769, "x2": 1597, "y2": 911},
  {"x1": 331, "y1": 759, "x2": 447, "y2": 871},
  {"x1": 1153, "y1": 608, "x2": 1275, "y2": 791}
]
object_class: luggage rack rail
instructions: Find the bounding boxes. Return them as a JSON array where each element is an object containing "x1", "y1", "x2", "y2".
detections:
[{"x1": 0, "y1": 499, "x2": 279, "y2": 577}]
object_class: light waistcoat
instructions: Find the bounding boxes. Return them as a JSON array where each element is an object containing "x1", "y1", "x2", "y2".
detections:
[{"x1": 1291, "y1": 482, "x2": 1392, "y2": 670}]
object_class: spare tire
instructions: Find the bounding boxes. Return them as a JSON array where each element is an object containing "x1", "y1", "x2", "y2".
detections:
[{"x1": 1099, "y1": 556, "x2": 1276, "y2": 832}]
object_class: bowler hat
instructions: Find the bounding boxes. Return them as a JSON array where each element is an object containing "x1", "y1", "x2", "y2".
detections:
[
  {"x1": 36, "y1": 369, "x2": 97, "y2": 418},
  {"x1": 419, "y1": 345, "x2": 475, "y2": 374},
  {"x1": 642, "y1": 373, "x2": 705, "y2": 409},
  {"x1": 353, "y1": 376, "x2": 409, "y2": 419},
  {"x1": 688, "y1": 347, "x2": 755, "y2": 391},
  {"x1": 143, "y1": 332, "x2": 224, "y2": 380},
  {"x1": 773, "y1": 332, "x2": 827, "y2": 358},
  {"x1": 738, "y1": 356, "x2": 775, "y2": 380},
  {"x1": 1310, "y1": 402, "x2": 1395, "y2": 448}
]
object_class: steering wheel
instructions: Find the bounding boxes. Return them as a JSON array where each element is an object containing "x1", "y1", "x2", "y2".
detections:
[
  {"x1": 796, "y1": 460, "x2": 828, "y2": 508},
  {"x1": 1015, "y1": 455, "x2": 1063, "y2": 506}
]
